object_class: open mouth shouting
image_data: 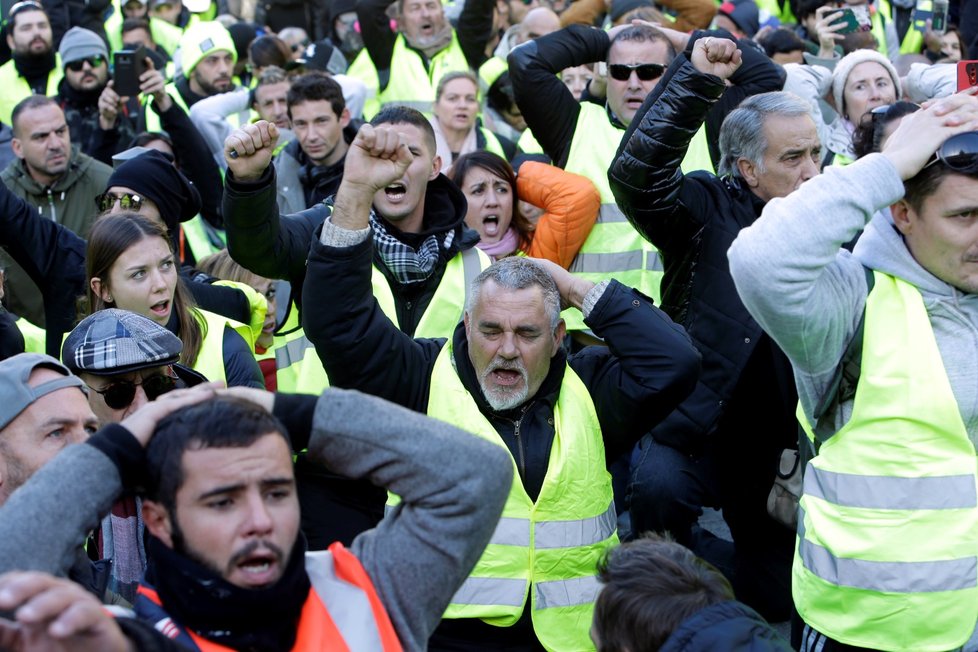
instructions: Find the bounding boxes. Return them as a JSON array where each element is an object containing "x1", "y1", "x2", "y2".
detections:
[
  {"x1": 482, "y1": 213, "x2": 501, "y2": 238},
  {"x1": 149, "y1": 299, "x2": 170, "y2": 320},
  {"x1": 229, "y1": 542, "x2": 285, "y2": 588},
  {"x1": 384, "y1": 181, "x2": 407, "y2": 203}
]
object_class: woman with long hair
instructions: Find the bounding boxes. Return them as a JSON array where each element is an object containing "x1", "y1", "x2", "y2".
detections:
[
  {"x1": 84, "y1": 213, "x2": 264, "y2": 388},
  {"x1": 448, "y1": 151, "x2": 599, "y2": 267}
]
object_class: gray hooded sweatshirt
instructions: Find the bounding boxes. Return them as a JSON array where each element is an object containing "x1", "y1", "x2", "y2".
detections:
[{"x1": 728, "y1": 152, "x2": 978, "y2": 446}]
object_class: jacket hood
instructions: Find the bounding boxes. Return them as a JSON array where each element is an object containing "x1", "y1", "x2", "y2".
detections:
[
  {"x1": 854, "y1": 208, "x2": 968, "y2": 302},
  {"x1": 4, "y1": 148, "x2": 93, "y2": 194},
  {"x1": 659, "y1": 600, "x2": 793, "y2": 652},
  {"x1": 826, "y1": 117, "x2": 855, "y2": 160}
]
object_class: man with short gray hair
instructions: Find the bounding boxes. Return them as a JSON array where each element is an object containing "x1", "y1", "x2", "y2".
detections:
[
  {"x1": 609, "y1": 36, "x2": 818, "y2": 621},
  {"x1": 301, "y1": 121, "x2": 701, "y2": 651}
]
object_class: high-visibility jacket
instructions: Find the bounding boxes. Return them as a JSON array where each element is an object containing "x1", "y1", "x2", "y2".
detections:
[
  {"x1": 347, "y1": 49, "x2": 381, "y2": 120},
  {"x1": 755, "y1": 0, "x2": 795, "y2": 25},
  {"x1": 275, "y1": 246, "x2": 489, "y2": 394},
  {"x1": 562, "y1": 102, "x2": 713, "y2": 331},
  {"x1": 0, "y1": 57, "x2": 62, "y2": 125},
  {"x1": 481, "y1": 126, "x2": 506, "y2": 158},
  {"x1": 14, "y1": 316, "x2": 45, "y2": 354},
  {"x1": 428, "y1": 342, "x2": 616, "y2": 652},
  {"x1": 190, "y1": 307, "x2": 254, "y2": 383},
  {"x1": 133, "y1": 542, "x2": 403, "y2": 651},
  {"x1": 179, "y1": 215, "x2": 225, "y2": 263},
  {"x1": 794, "y1": 272, "x2": 978, "y2": 651},
  {"x1": 105, "y1": 11, "x2": 184, "y2": 56},
  {"x1": 376, "y1": 33, "x2": 468, "y2": 115}
]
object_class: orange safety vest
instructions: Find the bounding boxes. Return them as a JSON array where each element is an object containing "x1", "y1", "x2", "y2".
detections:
[{"x1": 134, "y1": 543, "x2": 403, "y2": 652}]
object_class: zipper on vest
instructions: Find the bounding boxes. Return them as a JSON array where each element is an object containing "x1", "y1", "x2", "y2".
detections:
[{"x1": 512, "y1": 403, "x2": 531, "y2": 480}]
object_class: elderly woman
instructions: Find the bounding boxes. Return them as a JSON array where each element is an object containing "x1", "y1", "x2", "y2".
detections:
[{"x1": 785, "y1": 49, "x2": 900, "y2": 166}]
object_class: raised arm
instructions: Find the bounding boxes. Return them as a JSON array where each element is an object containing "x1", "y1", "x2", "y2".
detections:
[
  {"x1": 508, "y1": 25, "x2": 605, "y2": 167},
  {"x1": 301, "y1": 124, "x2": 445, "y2": 409},
  {"x1": 0, "y1": 182, "x2": 87, "y2": 355},
  {"x1": 357, "y1": 0, "x2": 399, "y2": 84},
  {"x1": 222, "y1": 121, "x2": 326, "y2": 300},
  {"x1": 609, "y1": 37, "x2": 739, "y2": 251}
]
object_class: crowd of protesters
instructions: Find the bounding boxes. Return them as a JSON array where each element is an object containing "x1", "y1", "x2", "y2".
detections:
[{"x1": 0, "y1": 0, "x2": 976, "y2": 649}]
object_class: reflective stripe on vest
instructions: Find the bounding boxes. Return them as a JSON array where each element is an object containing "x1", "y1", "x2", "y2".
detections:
[
  {"x1": 191, "y1": 308, "x2": 254, "y2": 384},
  {"x1": 427, "y1": 342, "x2": 616, "y2": 651},
  {"x1": 133, "y1": 544, "x2": 402, "y2": 651},
  {"x1": 377, "y1": 34, "x2": 469, "y2": 116},
  {"x1": 793, "y1": 272, "x2": 978, "y2": 650},
  {"x1": 561, "y1": 103, "x2": 663, "y2": 332},
  {"x1": 279, "y1": 246, "x2": 490, "y2": 395}
]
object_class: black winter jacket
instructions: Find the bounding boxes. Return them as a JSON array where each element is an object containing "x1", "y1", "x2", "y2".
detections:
[
  {"x1": 224, "y1": 167, "x2": 479, "y2": 335},
  {"x1": 609, "y1": 53, "x2": 795, "y2": 454},
  {"x1": 0, "y1": 181, "x2": 254, "y2": 362},
  {"x1": 660, "y1": 601, "x2": 793, "y2": 651},
  {"x1": 509, "y1": 26, "x2": 784, "y2": 170},
  {"x1": 301, "y1": 228, "x2": 700, "y2": 648}
]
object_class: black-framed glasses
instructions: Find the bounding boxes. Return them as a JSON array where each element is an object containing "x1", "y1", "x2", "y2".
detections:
[
  {"x1": 89, "y1": 372, "x2": 177, "y2": 410},
  {"x1": 66, "y1": 55, "x2": 106, "y2": 72},
  {"x1": 925, "y1": 131, "x2": 978, "y2": 174},
  {"x1": 608, "y1": 63, "x2": 665, "y2": 82},
  {"x1": 95, "y1": 191, "x2": 143, "y2": 212}
]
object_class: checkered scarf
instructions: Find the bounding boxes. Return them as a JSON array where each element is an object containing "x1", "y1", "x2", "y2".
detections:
[{"x1": 370, "y1": 213, "x2": 454, "y2": 285}]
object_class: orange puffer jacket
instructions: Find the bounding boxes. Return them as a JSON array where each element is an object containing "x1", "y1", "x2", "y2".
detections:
[{"x1": 518, "y1": 161, "x2": 600, "y2": 270}]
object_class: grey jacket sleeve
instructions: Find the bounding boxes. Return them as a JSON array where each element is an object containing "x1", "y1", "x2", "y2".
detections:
[
  {"x1": 0, "y1": 443, "x2": 120, "y2": 577},
  {"x1": 188, "y1": 87, "x2": 251, "y2": 171},
  {"x1": 306, "y1": 388, "x2": 513, "y2": 652},
  {"x1": 727, "y1": 153, "x2": 904, "y2": 424}
]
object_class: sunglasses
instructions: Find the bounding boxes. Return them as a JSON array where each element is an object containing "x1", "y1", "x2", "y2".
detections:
[
  {"x1": 95, "y1": 191, "x2": 143, "y2": 213},
  {"x1": 66, "y1": 55, "x2": 106, "y2": 72},
  {"x1": 608, "y1": 63, "x2": 665, "y2": 82},
  {"x1": 925, "y1": 131, "x2": 978, "y2": 174},
  {"x1": 90, "y1": 372, "x2": 177, "y2": 410}
]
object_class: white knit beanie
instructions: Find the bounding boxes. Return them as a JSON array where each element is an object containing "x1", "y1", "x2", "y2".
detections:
[{"x1": 832, "y1": 49, "x2": 901, "y2": 121}]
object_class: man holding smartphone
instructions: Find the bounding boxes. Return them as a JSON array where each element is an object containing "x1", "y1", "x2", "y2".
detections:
[{"x1": 55, "y1": 27, "x2": 139, "y2": 162}]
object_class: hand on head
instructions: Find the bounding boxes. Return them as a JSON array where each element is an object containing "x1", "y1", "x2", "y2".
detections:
[{"x1": 883, "y1": 89, "x2": 978, "y2": 179}]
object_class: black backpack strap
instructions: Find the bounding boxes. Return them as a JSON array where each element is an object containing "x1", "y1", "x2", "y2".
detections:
[{"x1": 806, "y1": 266, "x2": 876, "y2": 454}]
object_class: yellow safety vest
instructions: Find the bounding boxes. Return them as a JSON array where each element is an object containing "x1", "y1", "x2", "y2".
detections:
[
  {"x1": 105, "y1": 12, "x2": 184, "y2": 56},
  {"x1": 276, "y1": 246, "x2": 490, "y2": 394},
  {"x1": 190, "y1": 307, "x2": 254, "y2": 383},
  {"x1": 794, "y1": 272, "x2": 978, "y2": 651},
  {"x1": 15, "y1": 316, "x2": 45, "y2": 354},
  {"x1": 561, "y1": 103, "x2": 671, "y2": 330},
  {"x1": 870, "y1": 9, "x2": 890, "y2": 57},
  {"x1": 377, "y1": 33, "x2": 469, "y2": 115},
  {"x1": 428, "y1": 342, "x2": 616, "y2": 652},
  {"x1": 900, "y1": 0, "x2": 928, "y2": 54},
  {"x1": 478, "y1": 56, "x2": 508, "y2": 90},
  {"x1": 347, "y1": 48, "x2": 381, "y2": 121},
  {"x1": 180, "y1": 215, "x2": 226, "y2": 262},
  {"x1": 481, "y1": 126, "x2": 506, "y2": 158},
  {"x1": 0, "y1": 57, "x2": 62, "y2": 125},
  {"x1": 754, "y1": 0, "x2": 795, "y2": 24}
]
